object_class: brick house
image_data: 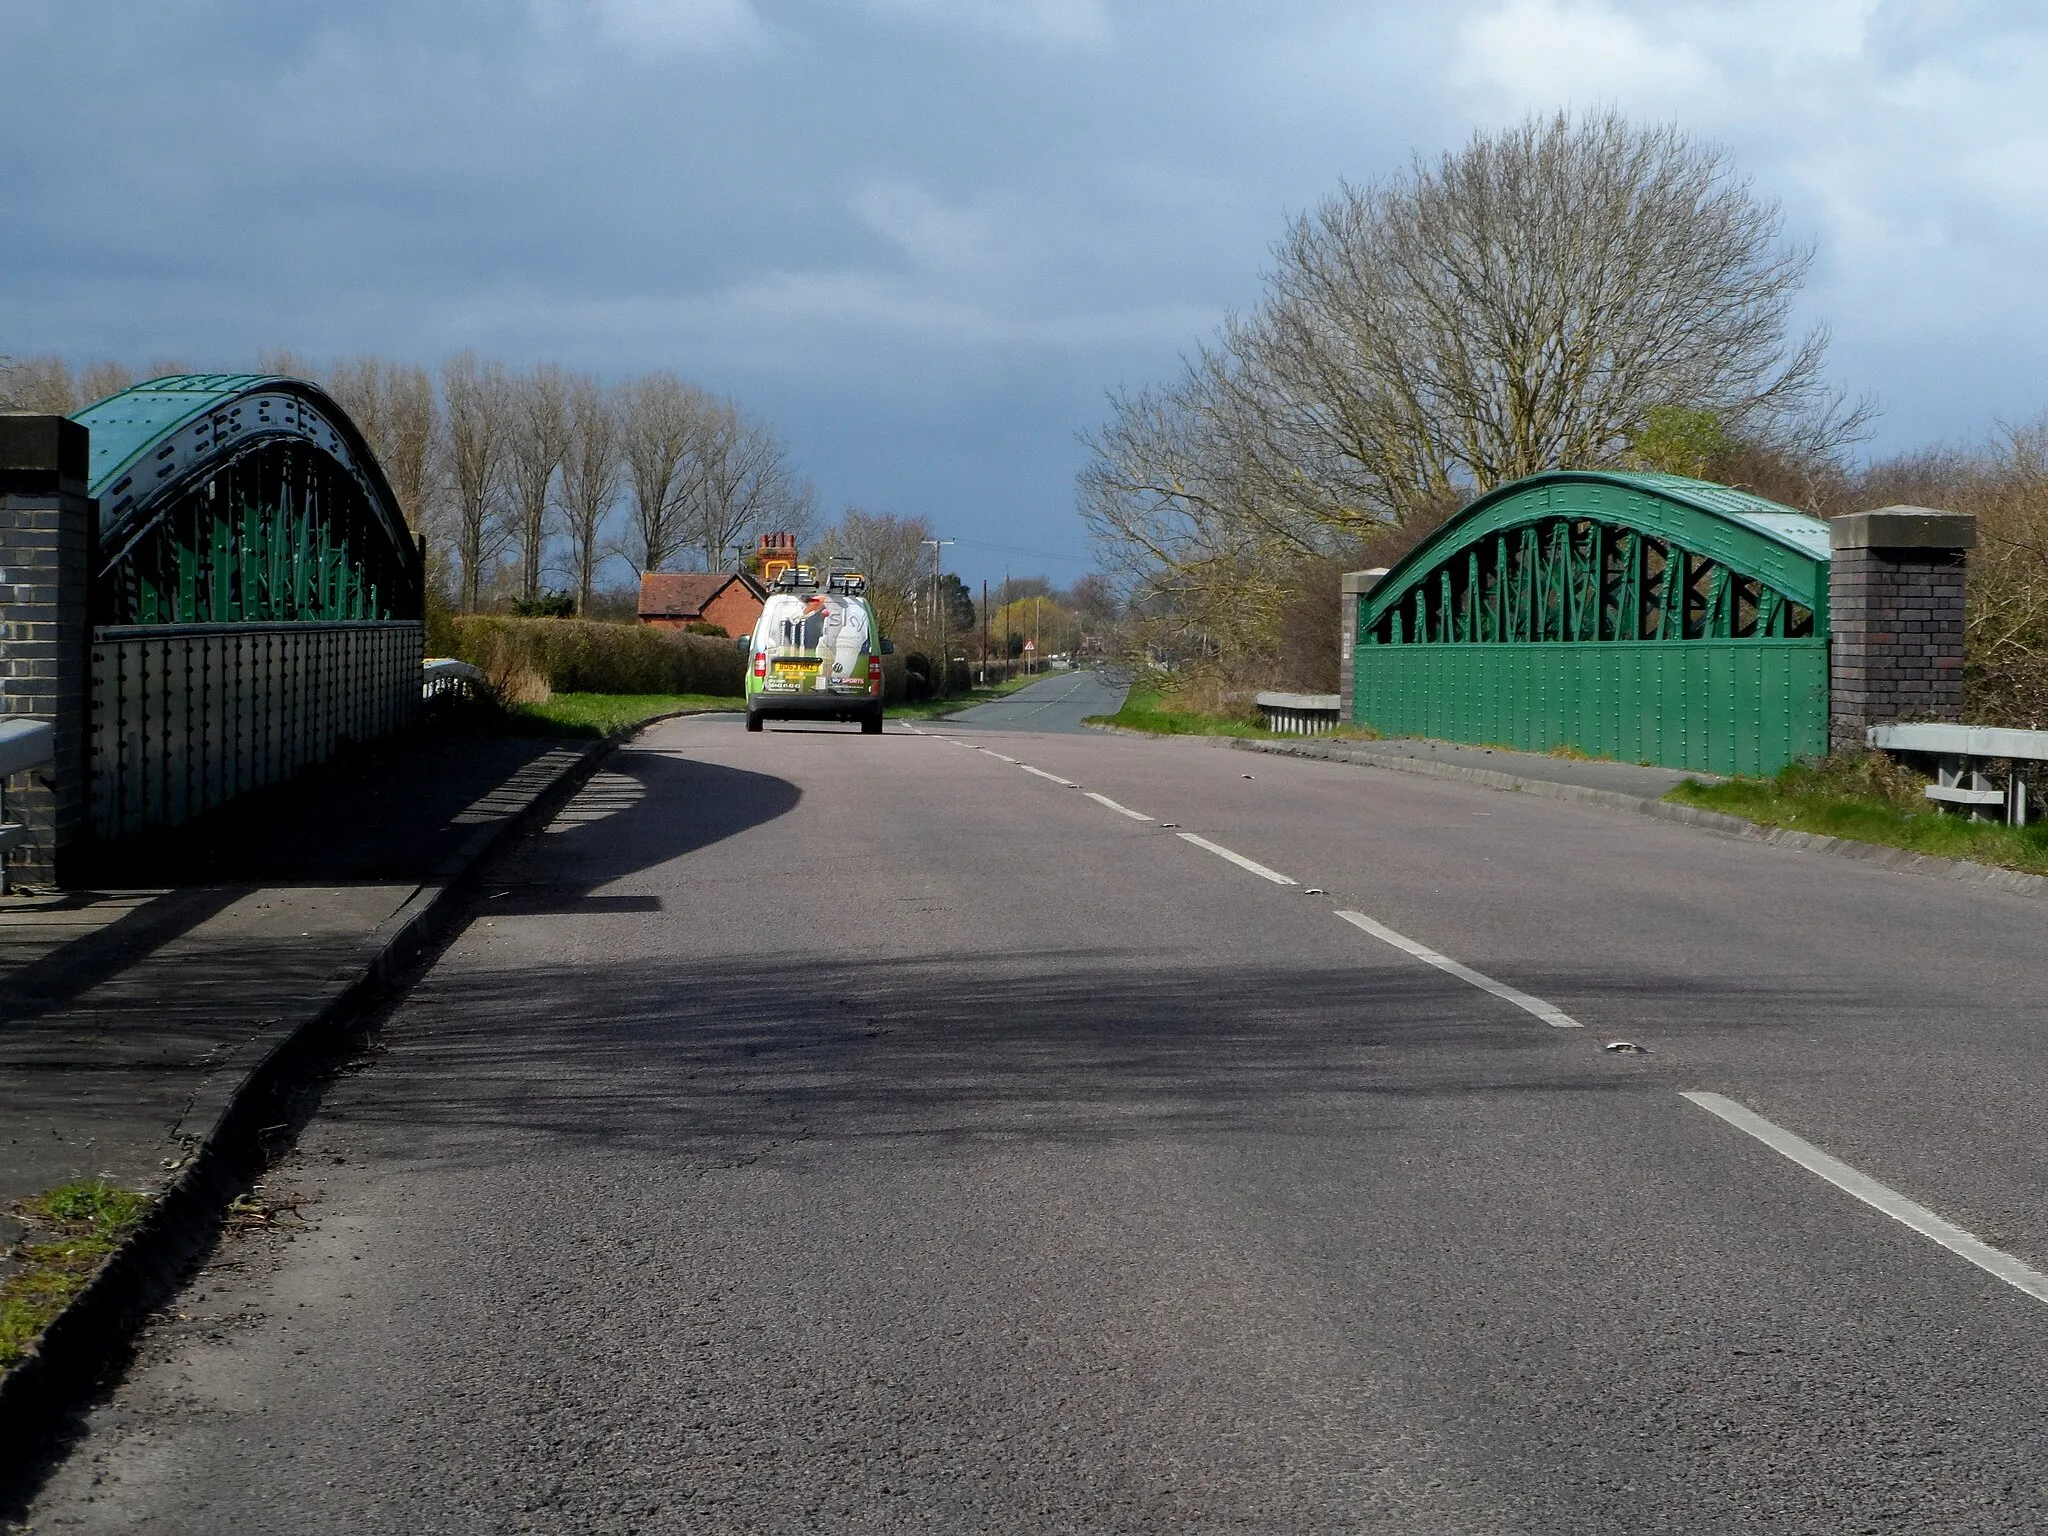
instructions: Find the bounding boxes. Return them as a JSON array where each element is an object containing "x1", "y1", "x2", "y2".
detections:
[{"x1": 636, "y1": 571, "x2": 768, "y2": 637}]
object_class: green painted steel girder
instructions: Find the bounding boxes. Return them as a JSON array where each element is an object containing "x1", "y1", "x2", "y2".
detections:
[
  {"x1": 1359, "y1": 470, "x2": 1831, "y2": 641},
  {"x1": 1351, "y1": 471, "x2": 1835, "y2": 776},
  {"x1": 69, "y1": 374, "x2": 421, "y2": 625}
]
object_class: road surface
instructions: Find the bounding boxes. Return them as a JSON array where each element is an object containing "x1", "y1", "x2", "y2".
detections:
[
  {"x1": 22, "y1": 710, "x2": 2048, "y2": 1531},
  {"x1": 942, "y1": 668, "x2": 1129, "y2": 733}
]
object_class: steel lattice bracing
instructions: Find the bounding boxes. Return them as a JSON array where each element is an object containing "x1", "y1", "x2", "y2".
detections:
[
  {"x1": 71, "y1": 375, "x2": 422, "y2": 625},
  {"x1": 1354, "y1": 471, "x2": 1832, "y2": 776}
]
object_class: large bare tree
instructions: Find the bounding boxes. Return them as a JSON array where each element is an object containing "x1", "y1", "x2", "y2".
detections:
[
  {"x1": 686, "y1": 402, "x2": 811, "y2": 569},
  {"x1": 506, "y1": 363, "x2": 572, "y2": 603},
  {"x1": 1083, "y1": 110, "x2": 1869, "y2": 672},
  {"x1": 325, "y1": 356, "x2": 440, "y2": 532},
  {"x1": 812, "y1": 508, "x2": 932, "y2": 639},
  {"x1": 560, "y1": 375, "x2": 622, "y2": 615},
  {"x1": 440, "y1": 351, "x2": 514, "y2": 612},
  {"x1": 619, "y1": 371, "x2": 710, "y2": 574}
]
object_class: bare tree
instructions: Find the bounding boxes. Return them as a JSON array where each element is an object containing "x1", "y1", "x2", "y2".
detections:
[
  {"x1": 686, "y1": 402, "x2": 810, "y2": 569},
  {"x1": 78, "y1": 361, "x2": 136, "y2": 405},
  {"x1": 506, "y1": 364, "x2": 572, "y2": 604},
  {"x1": 619, "y1": 371, "x2": 710, "y2": 574},
  {"x1": 1083, "y1": 110, "x2": 1871, "y2": 676},
  {"x1": 560, "y1": 375, "x2": 622, "y2": 614},
  {"x1": 812, "y1": 508, "x2": 932, "y2": 638},
  {"x1": 1251, "y1": 112, "x2": 1866, "y2": 525},
  {"x1": 0, "y1": 356, "x2": 79, "y2": 413},
  {"x1": 440, "y1": 351, "x2": 514, "y2": 612},
  {"x1": 325, "y1": 357, "x2": 440, "y2": 531}
]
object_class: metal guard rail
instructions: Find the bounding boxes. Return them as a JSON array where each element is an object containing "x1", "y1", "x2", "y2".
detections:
[
  {"x1": 423, "y1": 658, "x2": 486, "y2": 702},
  {"x1": 1867, "y1": 722, "x2": 2048, "y2": 826},
  {"x1": 1255, "y1": 692, "x2": 1343, "y2": 737}
]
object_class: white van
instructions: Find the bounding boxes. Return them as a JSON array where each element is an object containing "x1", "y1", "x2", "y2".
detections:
[{"x1": 743, "y1": 566, "x2": 887, "y2": 734}]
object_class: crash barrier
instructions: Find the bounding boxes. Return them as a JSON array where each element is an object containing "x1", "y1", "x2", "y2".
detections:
[
  {"x1": 423, "y1": 658, "x2": 487, "y2": 703},
  {"x1": 1867, "y1": 722, "x2": 2048, "y2": 826},
  {"x1": 0, "y1": 719, "x2": 55, "y2": 893},
  {"x1": 90, "y1": 621, "x2": 422, "y2": 840},
  {"x1": 1255, "y1": 692, "x2": 1343, "y2": 736}
]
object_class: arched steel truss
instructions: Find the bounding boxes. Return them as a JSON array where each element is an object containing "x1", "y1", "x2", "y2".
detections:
[
  {"x1": 1351, "y1": 471, "x2": 1834, "y2": 776},
  {"x1": 1361, "y1": 471, "x2": 1830, "y2": 646},
  {"x1": 72, "y1": 375, "x2": 422, "y2": 625}
]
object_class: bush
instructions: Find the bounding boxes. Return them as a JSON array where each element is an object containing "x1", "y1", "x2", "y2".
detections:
[
  {"x1": 512, "y1": 590, "x2": 577, "y2": 619},
  {"x1": 446, "y1": 616, "x2": 744, "y2": 697}
]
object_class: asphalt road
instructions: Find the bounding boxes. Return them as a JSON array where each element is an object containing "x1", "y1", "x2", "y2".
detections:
[
  {"x1": 943, "y1": 668, "x2": 1129, "y2": 732},
  {"x1": 22, "y1": 712, "x2": 2048, "y2": 1531}
]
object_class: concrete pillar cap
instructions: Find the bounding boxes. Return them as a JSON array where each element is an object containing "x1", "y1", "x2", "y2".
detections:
[
  {"x1": 1341, "y1": 568, "x2": 1391, "y2": 596},
  {"x1": 1829, "y1": 507, "x2": 1977, "y2": 551}
]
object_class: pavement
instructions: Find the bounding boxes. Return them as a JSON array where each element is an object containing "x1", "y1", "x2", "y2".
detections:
[
  {"x1": 15, "y1": 701, "x2": 2048, "y2": 1532},
  {"x1": 0, "y1": 726, "x2": 601, "y2": 1336},
  {"x1": 1244, "y1": 729, "x2": 1719, "y2": 798}
]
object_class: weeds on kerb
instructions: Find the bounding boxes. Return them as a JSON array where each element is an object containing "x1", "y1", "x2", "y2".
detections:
[{"x1": 0, "y1": 1180, "x2": 149, "y2": 1369}]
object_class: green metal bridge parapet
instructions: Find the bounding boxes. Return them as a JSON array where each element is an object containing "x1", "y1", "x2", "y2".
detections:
[
  {"x1": 0, "y1": 379, "x2": 429, "y2": 880},
  {"x1": 74, "y1": 374, "x2": 423, "y2": 626},
  {"x1": 1352, "y1": 471, "x2": 1834, "y2": 777}
]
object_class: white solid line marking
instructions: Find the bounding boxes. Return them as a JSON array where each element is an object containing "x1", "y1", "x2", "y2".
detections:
[
  {"x1": 1018, "y1": 764, "x2": 1078, "y2": 787},
  {"x1": 1084, "y1": 791, "x2": 1152, "y2": 821},
  {"x1": 1177, "y1": 833, "x2": 1298, "y2": 885},
  {"x1": 1681, "y1": 1091, "x2": 2048, "y2": 1307},
  {"x1": 1333, "y1": 910, "x2": 1584, "y2": 1028}
]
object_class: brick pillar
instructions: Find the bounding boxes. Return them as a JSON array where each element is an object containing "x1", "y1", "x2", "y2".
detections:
[
  {"x1": 1827, "y1": 506, "x2": 1975, "y2": 756},
  {"x1": 0, "y1": 415, "x2": 92, "y2": 887},
  {"x1": 1338, "y1": 568, "x2": 1387, "y2": 721}
]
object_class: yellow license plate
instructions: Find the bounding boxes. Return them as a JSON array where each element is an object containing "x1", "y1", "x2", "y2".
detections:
[{"x1": 772, "y1": 658, "x2": 819, "y2": 672}]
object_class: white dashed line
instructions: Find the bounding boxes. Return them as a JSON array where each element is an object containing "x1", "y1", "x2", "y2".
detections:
[
  {"x1": 1084, "y1": 792, "x2": 1152, "y2": 821},
  {"x1": 1177, "y1": 833, "x2": 1298, "y2": 886},
  {"x1": 1017, "y1": 764, "x2": 1078, "y2": 787},
  {"x1": 982, "y1": 750, "x2": 1018, "y2": 763},
  {"x1": 1681, "y1": 1091, "x2": 2048, "y2": 1307},
  {"x1": 1333, "y1": 910, "x2": 1584, "y2": 1028}
]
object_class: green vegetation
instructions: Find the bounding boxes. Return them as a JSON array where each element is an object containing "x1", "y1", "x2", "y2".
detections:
[
  {"x1": 1, "y1": 1181, "x2": 149, "y2": 1369},
  {"x1": 439, "y1": 615, "x2": 744, "y2": 700},
  {"x1": 1090, "y1": 676, "x2": 1271, "y2": 737},
  {"x1": 509, "y1": 692, "x2": 742, "y2": 737},
  {"x1": 1088, "y1": 675, "x2": 1381, "y2": 741},
  {"x1": 1667, "y1": 754, "x2": 2048, "y2": 877}
]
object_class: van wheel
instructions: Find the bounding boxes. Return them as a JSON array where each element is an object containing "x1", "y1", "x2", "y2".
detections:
[
  {"x1": 861, "y1": 712, "x2": 883, "y2": 735},
  {"x1": 746, "y1": 712, "x2": 764, "y2": 733}
]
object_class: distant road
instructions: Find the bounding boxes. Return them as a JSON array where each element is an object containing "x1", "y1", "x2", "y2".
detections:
[{"x1": 941, "y1": 667, "x2": 1128, "y2": 733}]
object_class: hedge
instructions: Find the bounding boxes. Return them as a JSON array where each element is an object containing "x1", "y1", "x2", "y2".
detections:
[{"x1": 444, "y1": 616, "x2": 745, "y2": 697}]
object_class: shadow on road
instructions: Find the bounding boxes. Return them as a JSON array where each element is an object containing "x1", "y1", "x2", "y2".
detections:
[{"x1": 328, "y1": 941, "x2": 1733, "y2": 1169}]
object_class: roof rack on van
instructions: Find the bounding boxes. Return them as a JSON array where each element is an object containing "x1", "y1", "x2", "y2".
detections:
[
  {"x1": 770, "y1": 564, "x2": 819, "y2": 590},
  {"x1": 826, "y1": 570, "x2": 868, "y2": 595}
]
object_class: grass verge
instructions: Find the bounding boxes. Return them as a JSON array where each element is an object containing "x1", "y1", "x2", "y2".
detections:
[
  {"x1": 1086, "y1": 677, "x2": 1381, "y2": 741},
  {"x1": 1667, "y1": 758, "x2": 2048, "y2": 878},
  {"x1": 508, "y1": 693, "x2": 743, "y2": 737},
  {"x1": 1, "y1": 1181, "x2": 150, "y2": 1369}
]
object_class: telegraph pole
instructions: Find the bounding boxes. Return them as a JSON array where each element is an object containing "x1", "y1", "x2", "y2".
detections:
[
  {"x1": 980, "y1": 579, "x2": 989, "y2": 685},
  {"x1": 922, "y1": 537, "x2": 954, "y2": 686}
]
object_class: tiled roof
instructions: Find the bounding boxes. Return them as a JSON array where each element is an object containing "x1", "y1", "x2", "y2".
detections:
[{"x1": 636, "y1": 570, "x2": 763, "y2": 618}]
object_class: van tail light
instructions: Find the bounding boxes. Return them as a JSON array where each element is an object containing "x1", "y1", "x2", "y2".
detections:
[
  {"x1": 752, "y1": 651, "x2": 768, "y2": 678},
  {"x1": 867, "y1": 656, "x2": 882, "y2": 693}
]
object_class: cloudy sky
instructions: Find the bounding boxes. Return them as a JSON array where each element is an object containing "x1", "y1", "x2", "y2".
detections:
[{"x1": 5, "y1": 0, "x2": 2048, "y2": 586}]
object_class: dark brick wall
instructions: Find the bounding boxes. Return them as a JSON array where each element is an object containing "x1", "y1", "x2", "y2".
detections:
[
  {"x1": 1828, "y1": 544, "x2": 1968, "y2": 754},
  {"x1": 0, "y1": 416, "x2": 92, "y2": 887}
]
